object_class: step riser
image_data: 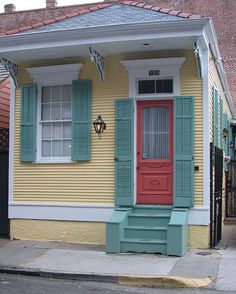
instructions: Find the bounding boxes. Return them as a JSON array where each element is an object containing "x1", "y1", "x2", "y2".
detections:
[
  {"x1": 132, "y1": 208, "x2": 172, "y2": 215},
  {"x1": 128, "y1": 216, "x2": 170, "y2": 226},
  {"x1": 120, "y1": 242, "x2": 167, "y2": 254},
  {"x1": 124, "y1": 228, "x2": 167, "y2": 240}
]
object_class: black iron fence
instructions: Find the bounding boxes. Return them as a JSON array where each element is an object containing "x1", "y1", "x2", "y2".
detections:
[
  {"x1": 0, "y1": 128, "x2": 9, "y2": 152},
  {"x1": 210, "y1": 143, "x2": 223, "y2": 247},
  {"x1": 226, "y1": 161, "x2": 236, "y2": 217},
  {"x1": 0, "y1": 128, "x2": 9, "y2": 236}
]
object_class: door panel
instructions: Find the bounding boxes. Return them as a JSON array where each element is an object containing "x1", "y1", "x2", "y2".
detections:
[{"x1": 137, "y1": 100, "x2": 173, "y2": 205}]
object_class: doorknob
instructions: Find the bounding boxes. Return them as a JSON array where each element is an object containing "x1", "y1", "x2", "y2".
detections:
[
  {"x1": 137, "y1": 166, "x2": 140, "y2": 170},
  {"x1": 114, "y1": 157, "x2": 118, "y2": 161}
]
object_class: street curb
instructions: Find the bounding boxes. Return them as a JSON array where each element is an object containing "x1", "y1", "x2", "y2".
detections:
[
  {"x1": 0, "y1": 266, "x2": 213, "y2": 288},
  {"x1": 119, "y1": 275, "x2": 214, "y2": 288},
  {"x1": 0, "y1": 266, "x2": 118, "y2": 283}
]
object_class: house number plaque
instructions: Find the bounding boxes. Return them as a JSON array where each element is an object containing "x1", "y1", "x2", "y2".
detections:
[{"x1": 148, "y1": 69, "x2": 160, "y2": 76}]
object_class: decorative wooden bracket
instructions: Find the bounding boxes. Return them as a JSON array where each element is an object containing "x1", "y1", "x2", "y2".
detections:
[
  {"x1": 89, "y1": 47, "x2": 105, "y2": 83},
  {"x1": 1, "y1": 57, "x2": 18, "y2": 87}
]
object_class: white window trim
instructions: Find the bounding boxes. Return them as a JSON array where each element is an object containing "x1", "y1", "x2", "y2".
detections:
[
  {"x1": 137, "y1": 77, "x2": 174, "y2": 96},
  {"x1": 37, "y1": 85, "x2": 73, "y2": 163},
  {"x1": 27, "y1": 63, "x2": 83, "y2": 163},
  {"x1": 27, "y1": 63, "x2": 83, "y2": 85},
  {"x1": 121, "y1": 57, "x2": 185, "y2": 98}
]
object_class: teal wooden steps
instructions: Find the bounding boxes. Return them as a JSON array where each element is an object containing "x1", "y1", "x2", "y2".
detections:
[
  {"x1": 120, "y1": 238, "x2": 167, "y2": 254},
  {"x1": 120, "y1": 206, "x2": 172, "y2": 254},
  {"x1": 106, "y1": 206, "x2": 189, "y2": 256},
  {"x1": 124, "y1": 225, "x2": 168, "y2": 239}
]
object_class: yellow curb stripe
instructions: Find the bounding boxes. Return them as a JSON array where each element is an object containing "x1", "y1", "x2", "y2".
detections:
[{"x1": 119, "y1": 275, "x2": 213, "y2": 288}]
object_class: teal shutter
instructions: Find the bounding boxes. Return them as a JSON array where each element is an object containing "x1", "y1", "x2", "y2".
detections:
[
  {"x1": 20, "y1": 84, "x2": 37, "y2": 162},
  {"x1": 174, "y1": 96, "x2": 194, "y2": 207},
  {"x1": 71, "y1": 80, "x2": 92, "y2": 161},
  {"x1": 115, "y1": 99, "x2": 134, "y2": 206},
  {"x1": 219, "y1": 97, "x2": 223, "y2": 149},
  {"x1": 213, "y1": 86, "x2": 219, "y2": 147}
]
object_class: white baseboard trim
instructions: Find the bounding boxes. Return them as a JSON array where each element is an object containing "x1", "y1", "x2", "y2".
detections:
[
  {"x1": 9, "y1": 203, "x2": 210, "y2": 225},
  {"x1": 188, "y1": 207, "x2": 210, "y2": 225},
  {"x1": 9, "y1": 203, "x2": 115, "y2": 222}
]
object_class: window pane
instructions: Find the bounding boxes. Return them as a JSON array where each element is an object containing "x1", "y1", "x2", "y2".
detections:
[
  {"x1": 42, "y1": 86, "x2": 51, "y2": 103},
  {"x1": 62, "y1": 85, "x2": 72, "y2": 101},
  {"x1": 42, "y1": 140, "x2": 51, "y2": 157},
  {"x1": 52, "y1": 123, "x2": 61, "y2": 139},
  {"x1": 62, "y1": 140, "x2": 71, "y2": 156},
  {"x1": 41, "y1": 103, "x2": 50, "y2": 120},
  {"x1": 142, "y1": 107, "x2": 169, "y2": 159},
  {"x1": 51, "y1": 103, "x2": 61, "y2": 120},
  {"x1": 156, "y1": 79, "x2": 173, "y2": 93},
  {"x1": 63, "y1": 122, "x2": 71, "y2": 138},
  {"x1": 52, "y1": 140, "x2": 61, "y2": 156},
  {"x1": 62, "y1": 102, "x2": 72, "y2": 120},
  {"x1": 138, "y1": 80, "x2": 155, "y2": 94},
  {"x1": 42, "y1": 123, "x2": 51, "y2": 139},
  {"x1": 163, "y1": 79, "x2": 173, "y2": 93},
  {"x1": 52, "y1": 86, "x2": 61, "y2": 102}
]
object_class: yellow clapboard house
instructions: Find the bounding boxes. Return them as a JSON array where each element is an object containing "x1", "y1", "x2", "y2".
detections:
[{"x1": 0, "y1": 1, "x2": 234, "y2": 255}]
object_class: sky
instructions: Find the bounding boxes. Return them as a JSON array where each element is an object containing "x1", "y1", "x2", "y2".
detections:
[{"x1": 0, "y1": 0, "x2": 102, "y2": 13}]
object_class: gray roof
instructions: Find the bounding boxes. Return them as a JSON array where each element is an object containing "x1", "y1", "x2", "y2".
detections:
[{"x1": 16, "y1": 4, "x2": 185, "y2": 35}]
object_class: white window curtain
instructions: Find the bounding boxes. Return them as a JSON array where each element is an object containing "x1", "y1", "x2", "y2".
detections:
[{"x1": 142, "y1": 107, "x2": 169, "y2": 159}]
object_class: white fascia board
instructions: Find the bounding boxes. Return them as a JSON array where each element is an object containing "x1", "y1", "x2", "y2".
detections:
[
  {"x1": 121, "y1": 57, "x2": 186, "y2": 71},
  {"x1": 0, "y1": 19, "x2": 208, "y2": 54}
]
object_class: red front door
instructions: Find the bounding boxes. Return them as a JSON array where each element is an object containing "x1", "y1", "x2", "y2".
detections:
[{"x1": 137, "y1": 100, "x2": 173, "y2": 205}]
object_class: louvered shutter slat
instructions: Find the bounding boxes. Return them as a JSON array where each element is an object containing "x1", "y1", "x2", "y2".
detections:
[
  {"x1": 71, "y1": 80, "x2": 92, "y2": 161},
  {"x1": 174, "y1": 96, "x2": 194, "y2": 207},
  {"x1": 20, "y1": 84, "x2": 37, "y2": 162},
  {"x1": 115, "y1": 99, "x2": 134, "y2": 206}
]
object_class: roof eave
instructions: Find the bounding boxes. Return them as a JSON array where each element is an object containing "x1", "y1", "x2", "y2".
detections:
[
  {"x1": 0, "y1": 18, "x2": 209, "y2": 54},
  {"x1": 204, "y1": 19, "x2": 235, "y2": 117}
]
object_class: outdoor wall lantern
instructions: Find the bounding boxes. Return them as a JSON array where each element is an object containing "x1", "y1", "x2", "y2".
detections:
[
  {"x1": 93, "y1": 115, "x2": 106, "y2": 138},
  {"x1": 222, "y1": 128, "x2": 229, "y2": 141}
]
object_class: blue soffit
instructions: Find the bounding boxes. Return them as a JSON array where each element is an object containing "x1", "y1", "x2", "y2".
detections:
[{"x1": 15, "y1": 4, "x2": 186, "y2": 35}]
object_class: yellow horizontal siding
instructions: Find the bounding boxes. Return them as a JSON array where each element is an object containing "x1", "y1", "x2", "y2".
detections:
[
  {"x1": 14, "y1": 51, "x2": 204, "y2": 206},
  {"x1": 14, "y1": 57, "x2": 128, "y2": 204},
  {"x1": 180, "y1": 52, "x2": 203, "y2": 206}
]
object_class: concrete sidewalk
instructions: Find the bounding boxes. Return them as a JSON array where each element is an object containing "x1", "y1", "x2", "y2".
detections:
[{"x1": 0, "y1": 225, "x2": 235, "y2": 290}]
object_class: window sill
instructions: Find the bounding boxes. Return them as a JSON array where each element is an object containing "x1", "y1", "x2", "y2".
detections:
[{"x1": 35, "y1": 158, "x2": 74, "y2": 164}]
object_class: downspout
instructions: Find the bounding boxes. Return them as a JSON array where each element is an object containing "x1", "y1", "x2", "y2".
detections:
[{"x1": 209, "y1": 142, "x2": 213, "y2": 248}]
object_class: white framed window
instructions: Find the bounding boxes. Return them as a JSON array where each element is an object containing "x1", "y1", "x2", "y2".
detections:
[
  {"x1": 121, "y1": 57, "x2": 185, "y2": 98},
  {"x1": 40, "y1": 84, "x2": 72, "y2": 159},
  {"x1": 27, "y1": 63, "x2": 83, "y2": 163},
  {"x1": 138, "y1": 78, "x2": 173, "y2": 95}
]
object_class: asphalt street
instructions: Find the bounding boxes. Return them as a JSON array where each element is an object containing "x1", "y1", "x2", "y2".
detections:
[{"x1": 0, "y1": 273, "x2": 235, "y2": 294}]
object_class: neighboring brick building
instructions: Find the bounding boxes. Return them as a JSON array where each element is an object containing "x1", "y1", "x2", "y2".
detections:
[{"x1": 1, "y1": 0, "x2": 235, "y2": 109}]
